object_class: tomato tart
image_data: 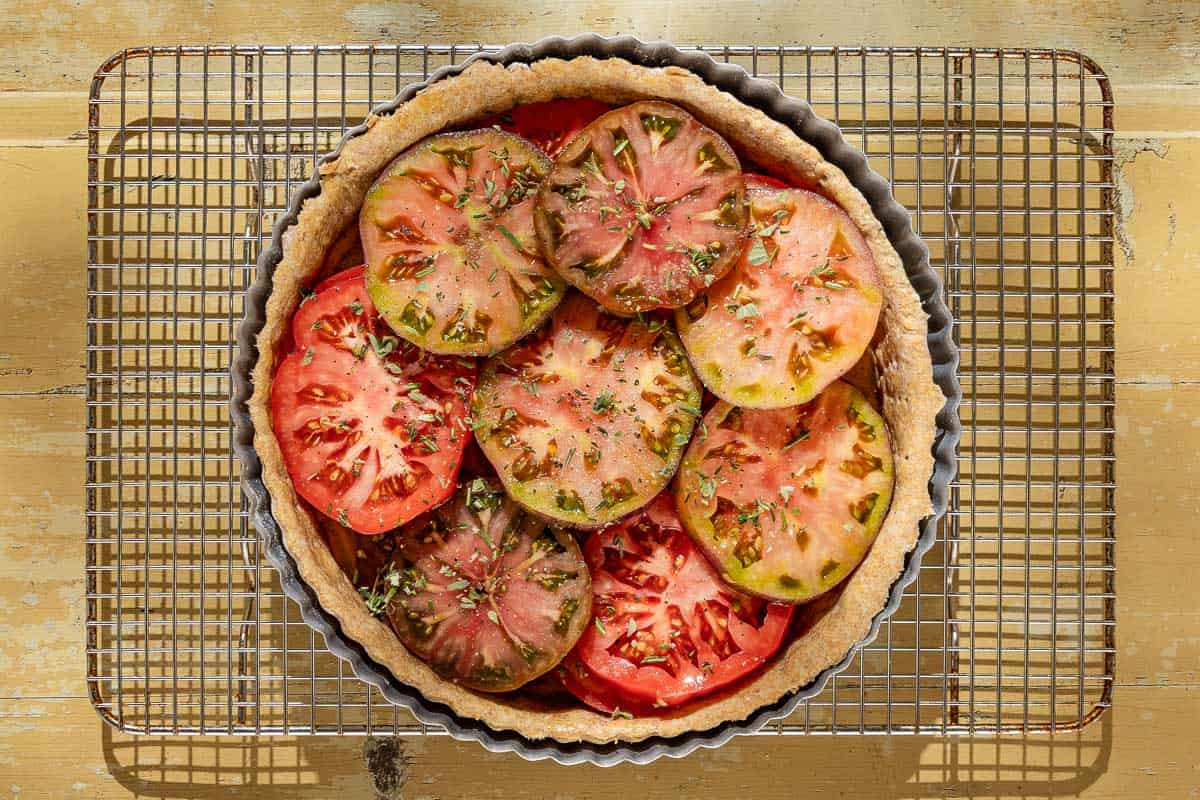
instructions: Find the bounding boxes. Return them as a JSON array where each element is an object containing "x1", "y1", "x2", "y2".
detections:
[{"x1": 243, "y1": 44, "x2": 948, "y2": 749}]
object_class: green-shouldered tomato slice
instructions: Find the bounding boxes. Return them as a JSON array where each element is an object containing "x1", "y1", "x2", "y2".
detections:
[
  {"x1": 471, "y1": 293, "x2": 700, "y2": 528},
  {"x1": 534, "y1": 101, "x2": 748, "y2": 314},
  {"x1": 675, "y1": 182, "x2": 883, "y2": 408},
  {"x1": 382, "y1": 478, "x2": 591, "y2": 692},
  {"x1": 569, "y1": 494, "x2": 794, "y2": 710},
  {"x1": 675, "y1": 380, "x2": 894, "y2": 603},
  {"x1": 270, "y1": 267, "x2": 476, "y2": 534},
  {"x1": 360, "y1": 129, "x2": 566, "y2": 356}
]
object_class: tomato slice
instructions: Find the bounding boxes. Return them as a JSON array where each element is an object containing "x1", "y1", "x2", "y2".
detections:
[
  {"x1": 675, "y1": 380, "x2": 894, "y2": 603},
  {"x1": 360, "y1": 129, "x2": 566, "y2": 356},
  {"x1": 270, "y1": 267, "x2": 476, "y2": 534},
  {"x1": 744, "y1": 172, "x2": 789, "y2": 191},
  {"x1": 675, "y1": 181, "x2": 883, "y2": 408},
  {"x1": 534, "y1": 101, "x2": 748, "y2": 314},
  {"x1": 383, "y1": 478, "x2": 591, "y2": 692},
  {"x1": 471, "y1": 293, "x2": 700, "y2": 528},
  {"x1": 497, "y1": 98, "x2": 612, "y2": 158},
  {"x1": 568, "y1": 494, "x2": 794, "y2": 710},
  {"x1": 557, "y1": 653, "x2": 654, "y2": 716}
]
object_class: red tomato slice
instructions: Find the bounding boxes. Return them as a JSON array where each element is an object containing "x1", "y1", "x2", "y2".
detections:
[
  {"x1": 557, "y1": 653, "x2": 655, "y2": 716},
  {"x1": 676, "y1": 181, "x2": 883, "y2": 408},
  {"x1": 535, "y1": 101, "x2": 749, "y2": 314},
  {"x1": 569, "y1": 494, "x2": 794, "y2": 710},
  {"x1": 675, "y1": 381, "x2": 895, "y2": 603},
  {"x1": 498, "y1": 98, "x2": 612, "y2": 158},
  {"x1": 744, "y1": 172, "x2": 789, "y2": 190},
  {"x1": 313, "y1": 264, "x2": 365, "y2": 293},
  {"x1": 270, "y1": 267, "x2": 476, "y2": 533}
]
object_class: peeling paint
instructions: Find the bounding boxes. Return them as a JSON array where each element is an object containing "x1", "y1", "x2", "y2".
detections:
[{"x1": 1111, "y1": 137, "x2": 1169, "y2": 265}]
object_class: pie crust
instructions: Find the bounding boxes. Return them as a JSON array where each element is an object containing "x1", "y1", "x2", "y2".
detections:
[{"x1": 248, "y1": 55, "x2": 942, "y2": 743}]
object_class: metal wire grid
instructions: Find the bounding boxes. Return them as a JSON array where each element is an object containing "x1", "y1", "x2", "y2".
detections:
[{"x1": 85, "y1": 44, "x2": 1115, "y2": 737}]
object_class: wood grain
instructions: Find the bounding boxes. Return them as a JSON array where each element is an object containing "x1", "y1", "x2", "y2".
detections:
[{"x1": 2, "y1": 0, "x2": 1199, "y2": 797}]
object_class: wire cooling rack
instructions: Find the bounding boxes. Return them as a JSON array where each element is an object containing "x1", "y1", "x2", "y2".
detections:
[{"x1": 85, "y1": 44, "x2": 1115, "y2": 736}]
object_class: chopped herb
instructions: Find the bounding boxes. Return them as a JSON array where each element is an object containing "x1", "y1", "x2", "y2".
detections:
[
  {"x1": 611, "y1": 707, "x2": 634, "y2": 720},
  {"x1": 358, "y1": 565, "x2": 400, "y2": 616},
  {"x1": 301, "y1": 347, "x2": 314, "y2": 366},
  {"x1": 747, "y1": 238, "x2": 769, "y2": 266},
  {"x1": 626, "y1": 618, "x2": 637, "y2": 638},
  {"x1": 497, "y1": 224, "x2": 523, "y2": 252},
  {"x1": 782, "y1": 428, "x2": 811, "y2": 451},
  {"x1": 367, "y1": 332, "x2": 398, "y2": 360},
  {"x1": 349, "y1": 300, "x2": 364, "y2": 315},
  {"x1": 735, "y1": 302, "x2": 759, "y2": 320},
  {"x1": 613, "y1": 179, "x2": 625, "y2": 193},
  {"x1": 594, "y1": 617, "x2": 608, "y2": 636},
  {"x1": 592, "y1": 391, "x2": 616, "y2": 414},
  {"x1": 446, "y1": 579, "x2": 470, "y2": 591},
  {"x1": 642, "y1": 655, "x2": 668, "y2": 664},
  {"x1": 487, "y1": 609, "x2": 500, "y2": 625},
  {"x1": 299, "y1": 288, "x2": 316, "y2": 306}
]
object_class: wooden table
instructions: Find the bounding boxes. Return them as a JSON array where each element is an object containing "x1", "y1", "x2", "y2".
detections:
[{"x1": 2, "y1": 2, "x2": 1197, "y2": 797}]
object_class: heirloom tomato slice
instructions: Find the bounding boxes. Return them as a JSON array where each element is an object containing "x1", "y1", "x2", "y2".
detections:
[
  {"x1": 498, "y1": 98, "x2": 611, "y2": 157},
  {"x1": 534, "y1": 101, "x2": 748, "y2": 314},
  {"x1": 567, "y1": 494, "x2": 794, "y2": 710},
  {"x1": 360, "y1": 129, "x2": 566, "y2": 356},
  {"x1": 675, "y1": 180, "x2": 883, "y2": 408},
  {"x1": 383, "y1": 478, "x2": 591, "y2": 692},
  {"x1": 675, "y1": 381, "x2": 894, "y2": 603},
  {"x1": 269, "y1": 267, "x2": 476, "y2": 534},
  {"x1": 471, "y1": 293, "x2": 700, "y2": 528}
]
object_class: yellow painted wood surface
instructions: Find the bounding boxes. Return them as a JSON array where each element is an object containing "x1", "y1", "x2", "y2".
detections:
[{"x1": 2, "y1": 1, "x2": 1199, "y2": 797}]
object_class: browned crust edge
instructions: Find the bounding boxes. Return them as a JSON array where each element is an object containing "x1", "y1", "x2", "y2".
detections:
[{"x1": 247, "y1": 56, "x2": 942, "y2": 744}]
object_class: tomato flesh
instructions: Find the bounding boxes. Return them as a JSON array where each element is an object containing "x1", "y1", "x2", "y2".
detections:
[
  {"x1": 676, "y1": 182, "x2": 882, "y2": 408},
  {"x1": 535, "y1": 101, "x2": 748, "y2": 314},
  {"x1": 566, "y1": 494, "x2": 794, "y2": 710},
  {"x1": 497, "y1": 98, "x2": 612, "y2": 158},
  {"x1": 471, "y1": 293, "x2": 700, "y2": 528},
  {"x1": 270, "y1": 267, "x2": 476, "y2": 534},
  {"x1": 384, "y1": 478, "x2": 591, "y2": 692},
  {"x1": 675, "y1": 381, "x2": 894, "y2": 603},
  {"x1": 361, "y1": 129, "x2": 566, "y2": 356}
]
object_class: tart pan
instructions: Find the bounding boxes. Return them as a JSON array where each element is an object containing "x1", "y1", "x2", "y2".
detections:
[{"x1": 231, "y1": 34, "x2": 961, "y2": 765}]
